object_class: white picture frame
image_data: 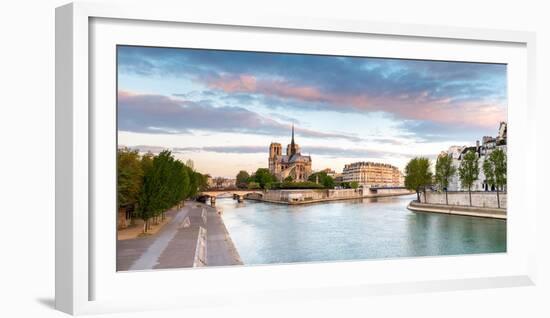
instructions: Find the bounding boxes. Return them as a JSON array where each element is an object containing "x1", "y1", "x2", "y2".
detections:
[{"x1": 55, "y1": 1, "x2": 537, "y2": 315}]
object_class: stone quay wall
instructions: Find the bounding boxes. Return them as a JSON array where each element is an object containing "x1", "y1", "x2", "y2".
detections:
[
  {"x1": 365, "y1": 188, "x2": 413, "y2": 197},
  {"x1": 419, "y1": 191, "x2": 507, "y2": 209},
  {"x1": 257, "y1": 188, "x2": 362, "y2": 203}
]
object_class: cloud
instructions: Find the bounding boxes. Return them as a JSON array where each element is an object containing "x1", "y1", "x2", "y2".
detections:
[
  {"x1": 141, "y1": 144, "x2": 417, "y2": 160},
  {"x1": 118, "y1": 90, "x2": 363, "y2": 142},
  {"x1": 122, "y1": 145, "x2": 168, "y2": 153},
  {"x1": 398, "y1": 117, "x2": 502, "y2": 143},
  {"x1": 174, "y1": 146, "x2": 266, "y2": 154},
  {"x1": 303, "y1": 146, "x2": 413, "y2": 159},
  {"x1": 267, "y1": 113, "x2": 301, "y2": 125},
  {"x1": 118, "y1": 45, "x2": 507, "y2": 133},
  {"x1": 205, "y1": 74, "x2": 506, "y2": 129}
]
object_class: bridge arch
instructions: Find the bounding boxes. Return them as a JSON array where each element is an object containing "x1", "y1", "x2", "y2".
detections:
[
  {"x1": 198, "y1": 190, "x2": 264, "y2": 206},
  {"x1": 200, "y1": 190, "x2": 264, "y2": 198}
]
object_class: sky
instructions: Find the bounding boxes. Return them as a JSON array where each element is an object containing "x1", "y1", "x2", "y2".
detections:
[{"x1": 117, "y1": 45, "x2": 507, "y2": 178}]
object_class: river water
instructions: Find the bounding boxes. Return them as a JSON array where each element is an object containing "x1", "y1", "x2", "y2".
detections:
[{"x1": 217, "y1": 195, "x2": 506, "y2": 265}]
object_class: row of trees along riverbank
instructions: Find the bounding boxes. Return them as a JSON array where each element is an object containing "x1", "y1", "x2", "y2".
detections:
[
  {"x1": 405, "y1": 148, "x2": 507, "y2": 208},
  {"x1": 235, "y1": 169, "x2": 359, "y2": 190},
  {"x1": 118, "y1": 149, "x2": 208, "y2": 233}
]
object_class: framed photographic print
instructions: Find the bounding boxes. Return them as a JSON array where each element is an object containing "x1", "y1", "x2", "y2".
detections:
[{"x1": 56, "y1": 1, "x2": 537, "y2": 315}]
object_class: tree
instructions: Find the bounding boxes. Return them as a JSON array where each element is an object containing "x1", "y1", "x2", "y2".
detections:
[
  {"x1": 276, "y1": 181, "x2": 323, "y2": 189},
  {"x1": 123, "y1": 150, "x2": 207, "y2": 233},
  {"x1": 491, "y1": 148, "x2": 507, "y2": 193},
  {"x1": 339, "y1": 182, "x2": 351, "y2": 189},
  {"x1": 458, "y1": 150, "x2": 479, "y2": 206},
  {"x1": 284, "y1": 175, "x2": 294, "y2": 182},
  {"x1": 253, "y1": 168, "x2": 277, "y2": 189},
  {"x1": 137, "y1": 151, "x2": 174, "y2": 232},
  {"x1": 140, "y1": 152, "x2": 154, "y2": 175},
  {"x1": 350, "y1": 181, "x2": 359, "y2": 189},
  {"x1": 117, "y1": 148, "x2": 143, "y2": 210},
  {"x1": 324, "y1": 176, "x2": 335, "y2": 189},
  {"x1": 168, "y1": 160, "x2": 189, "y2": 211},
  {"x1": 483, "y1": 148, "x2": 506, "y2": 208},
  {"x1": 187, "y1": 170, "x2": 203, "y2": 198},
  {"x1": 248, "y1": 181, "x2": 261, "y2": 190},
  {"x1": 236, "y1": 170, "x2": 250, "y2": 189},
  {"x1": 435, "y1": 153, "x2": 456, "y2": 205},
  {"x1": 178, "y1": 163, "x2": 190, "y2": 206},
  {"x1": 404, "y1": 157, "x2": 433, "y2": 202},
  {"x1": 196, "y1": 172, "x2": 209, "y2": 192},
  {"x1": 308, "y1": 172, "x2": 335, "y2": 189}
]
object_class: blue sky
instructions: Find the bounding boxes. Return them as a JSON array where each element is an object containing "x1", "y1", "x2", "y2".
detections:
[{"x1": 117, "y1": 45, "x2": 507, "y2": 177}]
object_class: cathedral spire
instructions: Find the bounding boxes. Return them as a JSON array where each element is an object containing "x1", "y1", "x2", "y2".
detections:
[{"x1": 290, "y1": 124, "x2": 297, "y2": 156}]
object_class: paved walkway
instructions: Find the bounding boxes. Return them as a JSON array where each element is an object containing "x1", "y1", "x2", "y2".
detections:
[
  {"x1": 206, "y1": 207, "x2": 243, "y2": 266},
  {"x1": 117, "y1": 201, "x2": 242, "y2": 271},
  {"x1": 154, "y1": 204, "x2": 206, "y2": 269},
  {"x1": 129, "y1": 206, "x2": 191, "y2": 270},
  {"x1": 116, "y1": 207, "x2": 181, "y2": 271}
]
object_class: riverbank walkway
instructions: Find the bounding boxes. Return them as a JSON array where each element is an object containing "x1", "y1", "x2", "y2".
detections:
[
  {"x1": 407, "y1": 201, "x2": 507, "y2": 219},
  {"x1": 117, "y1": 201, "x2": 242, "y2": 271}
]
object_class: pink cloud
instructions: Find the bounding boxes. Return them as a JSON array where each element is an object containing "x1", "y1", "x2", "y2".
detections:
[
  {"x1": 208, "y1": 74, "x2": 328, "y2": 103},
  {"x1": 205, "y1": 74, "x2": 506, "y2": 129},
  {"x1": 209, "y1": 74, "x2": 258, "y2": 92}
]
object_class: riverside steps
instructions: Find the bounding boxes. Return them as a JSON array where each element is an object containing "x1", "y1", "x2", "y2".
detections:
[{"x1": 117, "y1": 201, "x2": 242, "y2": 271}]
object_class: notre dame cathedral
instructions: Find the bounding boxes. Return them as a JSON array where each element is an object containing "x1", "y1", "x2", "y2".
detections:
[{"x1": 268, "y1": 125, "x2": 312, "y2": 182}]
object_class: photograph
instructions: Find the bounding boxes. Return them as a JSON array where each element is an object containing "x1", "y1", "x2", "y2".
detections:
[{"x1": 116, "y1": 45, "x2": 507, "y2": 271}]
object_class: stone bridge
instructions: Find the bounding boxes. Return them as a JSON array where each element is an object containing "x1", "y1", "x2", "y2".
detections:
[{"x1": 198, "y1": 190, "x2": 264, "y2": 206}]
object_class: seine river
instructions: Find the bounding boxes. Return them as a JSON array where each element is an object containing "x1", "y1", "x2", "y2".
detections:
[{"x1": 217, "y1": 194, "x2": 506, "y2": 265}]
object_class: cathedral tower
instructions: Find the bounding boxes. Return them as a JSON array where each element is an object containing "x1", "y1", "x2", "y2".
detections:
[{"x1": 269, "y1": 142, "x2": 282, "y2": 173}]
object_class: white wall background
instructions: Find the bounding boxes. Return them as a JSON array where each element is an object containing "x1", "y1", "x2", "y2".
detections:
[{"x1": 0, "y1": 0, "x2": 548, "y2": 317}]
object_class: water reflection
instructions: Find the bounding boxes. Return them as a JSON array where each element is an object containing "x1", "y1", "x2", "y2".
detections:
[{"x1": 218, "y1": 195, "x2": 506, "y2": 265}]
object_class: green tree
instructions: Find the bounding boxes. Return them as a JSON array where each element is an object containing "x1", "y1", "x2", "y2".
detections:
[
  {"x1": 435, "y1": 153, "x2": 456, "y2": 205},
  {"x1": 491, "y1": 149, "x2": 507, "y2": 192},
  {"x1": 137, "y1": 151, "x2": 174, "y2": 232},
  {"x1": 140, "y1": 152, "x2": 154, "y2": 175},
  {"x1": 248, "y1": 181, "x2": 261, "y2": 190},
  {"x1": 339, "y1": 182, "x2": 350, "y2": 189},
  {"x1": 279, "y1": 181, "x2": 323, "y2": 189},
  {"x1": 308, "y1": 172, "x2": 335, "y2": 189},
  {"x1": 196, "y1": 172, "x2": 208, "y2": 192},
  {"x1": 405, "y1": 157, "x2": 433, "y2": 202},
  {"x1": 458, "y1": 150, "x2": 479, "y2": 206},
  {"x1": 350, "y1": 181, "x2": 359, "y2": 189},
  {"x1": 187, "y1": 170, "x2": 201, "y2": 198},
  {"x1": 324, "y1": 176, "x2": 335, "y2": 189},
  {"x1": 483, "y1": 148, "x2": 506, "y2": 208},
  {"x1": 167, "y1": 160, "x2": 190, "y2": 211},
  {"x1": 253, "y1": 168, "x2": 277, "y2": 189},
  {"x1": 178, "y1": 163, "x2": 190, "y2": 206},
  {"x1": 284, "y1": 175, "x2": 294, "y2": 182},
  {"x1": 236, "y1": 170, "x2": 250, "y2": 189},
  {"x1": 126, "y1": 150, "x2": 206, "y2": 232},
  {"x1": 117, "y1": 148, "x2": 143, "y2": 210}
]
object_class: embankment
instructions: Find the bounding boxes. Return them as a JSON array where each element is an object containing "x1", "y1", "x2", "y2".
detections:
[
  {"x1": 419, "y1": 190, "x2": 506, "y2": 209},
  {"x1": 407, "y1": 201, "x2": 506, "y2": 219},
  {"x1": 246, "y1": 188, "x2": 413, "y2": 205}
]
